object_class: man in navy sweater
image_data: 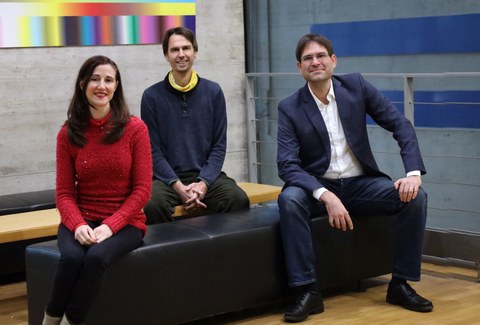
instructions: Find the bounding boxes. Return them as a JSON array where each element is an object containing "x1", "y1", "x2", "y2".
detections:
[{"x1": 141, "y1": 27, "x2": 249, "y2": 223}]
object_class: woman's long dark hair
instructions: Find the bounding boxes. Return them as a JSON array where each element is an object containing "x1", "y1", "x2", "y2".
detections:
[{"x1": 66, "y1": 55, "x2": 131, "y2": 147}]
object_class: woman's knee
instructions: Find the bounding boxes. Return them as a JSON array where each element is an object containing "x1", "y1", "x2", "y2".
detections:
[
  {"x1": 83, "y1": 249, "x2": 108, "y2": 272},
  {"x1": 58, "y1": 250, "x2": 84, "y2": 269}
]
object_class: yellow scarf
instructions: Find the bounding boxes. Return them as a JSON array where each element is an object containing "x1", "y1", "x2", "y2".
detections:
[{"x1": 168, "y1": 70, "x2": 198, "y2": 92}]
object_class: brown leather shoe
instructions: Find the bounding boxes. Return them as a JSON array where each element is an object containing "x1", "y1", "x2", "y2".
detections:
[
  {"x1": 386, "y1": 281, "x2": 433, "y2": 312},
  {"x1": 284, "y1": 291, "x2": 324, "y2": 322}
]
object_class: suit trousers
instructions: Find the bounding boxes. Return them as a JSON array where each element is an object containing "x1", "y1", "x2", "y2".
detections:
[
  {"x1": 46, "y1": 221, "x2": 143, "y2": 323},
  {"x1": 144, "y1": 172, "x2": 250, "y2": 224},
  {"x1": 278, "y1": 175, "x2": 427, "y2": 287}
]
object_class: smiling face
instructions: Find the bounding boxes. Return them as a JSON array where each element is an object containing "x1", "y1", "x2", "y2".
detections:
[
  {"x1": 84, "y1": 64, "x2": 118, "y2": 118},
  {"x1": 165, "y1": 34, "x2": 197, "y2": 75},
  {"x1": 297, "y1": 41, "x2": 337, "y2": 84}
]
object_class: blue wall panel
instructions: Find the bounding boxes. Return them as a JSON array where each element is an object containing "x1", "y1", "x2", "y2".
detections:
[
  {"x1": 312, "y1": 14, "x2": 480, "y2": 56},
  {"x1": 366, "y1": 90, "x2": 480, "y2": 129}
]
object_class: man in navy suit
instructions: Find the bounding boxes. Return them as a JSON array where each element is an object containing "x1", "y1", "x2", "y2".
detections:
[{"x1": 277, "y1": 34, "x2": 433, "y2": 322}]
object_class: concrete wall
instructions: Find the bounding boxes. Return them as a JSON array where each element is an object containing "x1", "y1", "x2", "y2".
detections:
[{"x1": 0, "y1": 0, "x2": 247, "y2": 195}]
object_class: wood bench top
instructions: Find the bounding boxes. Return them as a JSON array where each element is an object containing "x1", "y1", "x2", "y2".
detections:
[
  {"x1": 0, "y1": 208, "x2": 60, "y2": 244},
  {"x1": 0, "y1": 182, "x2": 281, "y2": 244}
]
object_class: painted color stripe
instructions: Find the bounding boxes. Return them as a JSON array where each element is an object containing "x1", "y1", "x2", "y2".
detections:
[
  {"x1": 140, "y1": 16, "x2": 157, "y2": 44},
  {"x1": 44, "y1": 16, "x2": 63, "y2": 46},
  {"x1": 0, "y1": 3, "x2": 195, "y2": 17},
  {"x1": 2, "y1": 0, "x2": 195, "y2": 3}
]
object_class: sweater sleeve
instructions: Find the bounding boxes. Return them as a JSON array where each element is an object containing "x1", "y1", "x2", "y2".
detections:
[
  {"x1": 102, "y1": 119, "x2": 152, "y2": 234},
  {"x1": 56, "y1": 127, "x2": 88, "y2": 232},
  {"x1": 197, "y1": 84, "x2": 227, "y2": 186},
  {"x1": 141, "y1": 87, "x2": 179, "y2": 185}
]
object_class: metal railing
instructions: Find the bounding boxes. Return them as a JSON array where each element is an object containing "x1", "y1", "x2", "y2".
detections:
[{"x1": 245, "y1": 71, "x2": 480, "y2": 183}]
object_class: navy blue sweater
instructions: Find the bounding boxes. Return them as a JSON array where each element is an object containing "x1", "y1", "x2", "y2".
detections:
[{"x1": 141, "y1": 74, "x2": 227, "y2": 186}]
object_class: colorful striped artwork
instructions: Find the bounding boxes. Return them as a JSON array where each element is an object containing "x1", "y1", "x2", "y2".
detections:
[{"x1": 0, "y1": 0, "x2": 196, "y2": 48}]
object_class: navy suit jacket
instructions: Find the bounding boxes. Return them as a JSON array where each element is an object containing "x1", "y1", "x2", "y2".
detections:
[{"x1": 277, "y1": 73, "x2": 426, "y2": 193}]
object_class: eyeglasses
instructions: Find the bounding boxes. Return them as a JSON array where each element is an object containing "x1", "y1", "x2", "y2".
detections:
[{"x1": 301, "y1": 52, "x2": 330, "y2": 63}]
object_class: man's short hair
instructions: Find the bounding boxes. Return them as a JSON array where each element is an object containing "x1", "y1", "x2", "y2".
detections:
[
  {"x1": 162, "y1": 27, "x2": 198, "y2": 55},
  {"x1": 295, "y1": 34, "x2": 334, "y2": 62}
]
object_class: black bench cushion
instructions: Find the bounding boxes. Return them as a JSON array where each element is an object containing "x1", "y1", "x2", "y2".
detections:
[
  {"x1": 26, "y1": 206, "x2": 394, "y2": 325},
  {"x1": 0, "y1": 189, "x2": 55, "y2": 215}
]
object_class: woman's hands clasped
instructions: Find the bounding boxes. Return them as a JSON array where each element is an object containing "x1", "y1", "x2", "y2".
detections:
[{"x1": 74, "y1": 224, "x2": 113, "y2": 245}]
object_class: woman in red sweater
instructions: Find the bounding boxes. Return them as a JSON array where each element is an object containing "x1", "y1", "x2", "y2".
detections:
[{"x1": 42, "y1": 55, "x2": 152, "y2": 325}]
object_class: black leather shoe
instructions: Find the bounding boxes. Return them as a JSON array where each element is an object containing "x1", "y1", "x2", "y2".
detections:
[
  {"x1": 284, "y1": 291, "x2": 324, "y2": 322},
  {"x1": 386, "y1": 281, "x2": 433, "y2": 312}
]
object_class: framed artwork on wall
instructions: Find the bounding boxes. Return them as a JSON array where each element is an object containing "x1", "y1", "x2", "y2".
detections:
[{"x1": 0, "y1": 0, "x2": 196, "y2": 48}]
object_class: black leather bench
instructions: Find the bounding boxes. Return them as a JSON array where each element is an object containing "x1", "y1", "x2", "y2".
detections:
[
  {"x1": 1, "y1": 184, "x2": 279, "y2": 281},
  {"x1": 26, "y1": 205, "x2": 394, "y2": 325},
  {"x1": 0, "y1": 189, "x2": 56, "y2": 281},
  {"x1": 0, "y1": 189, "x2": 55, "y2": 216}
]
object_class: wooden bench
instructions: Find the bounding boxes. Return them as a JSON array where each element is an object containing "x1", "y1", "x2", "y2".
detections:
[{"x1": 0, "y1": 182, "x2": 281, "y2": 244}]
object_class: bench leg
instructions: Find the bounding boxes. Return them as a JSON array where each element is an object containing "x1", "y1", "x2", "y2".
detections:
[{"x1": 353, "y1": 280, "x2": 367, "y2": 292}]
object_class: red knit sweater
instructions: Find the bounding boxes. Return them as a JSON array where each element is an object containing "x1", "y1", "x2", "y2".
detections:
[{"x1": 56, "y1": 115, "x2": 152, "y2": 235}]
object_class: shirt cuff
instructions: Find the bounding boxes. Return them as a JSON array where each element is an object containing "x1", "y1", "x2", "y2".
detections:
[
  {"x1": 196, "y1": 177, "x2": 210, "y2": 188},
  {"x1": 313, "y1": 187, "x2": 328, "y2": 201},
  {"x1": 406, "y1": 170, "x2": 421, "y2": 177},
  {"x1": 168, "y1": 179, "x2": 180, "y2": 187}
]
